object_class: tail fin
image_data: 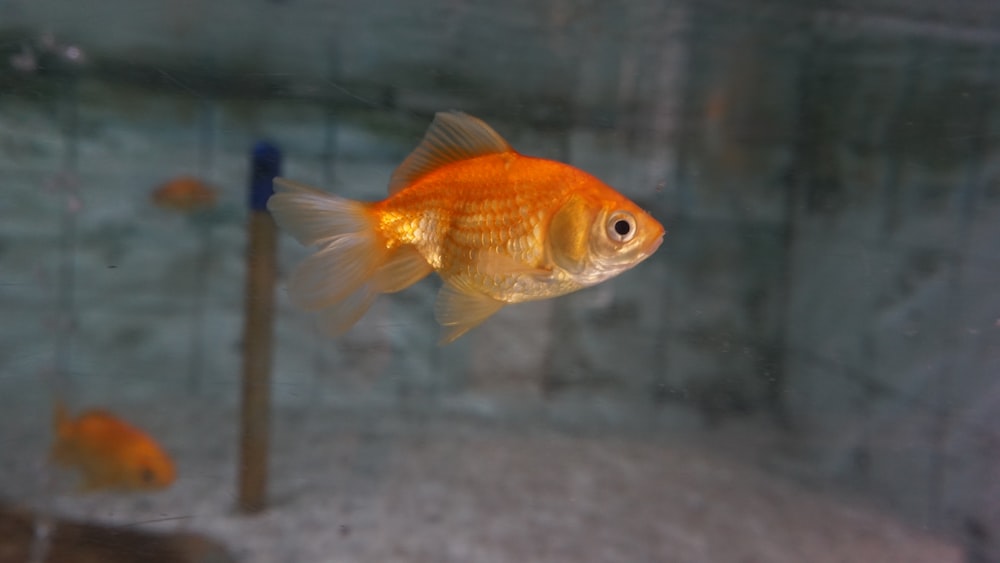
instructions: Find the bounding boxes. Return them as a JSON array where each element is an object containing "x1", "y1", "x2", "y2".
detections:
[{"x1": 269, "y1": 178, "x2": 431, "y2": 336}]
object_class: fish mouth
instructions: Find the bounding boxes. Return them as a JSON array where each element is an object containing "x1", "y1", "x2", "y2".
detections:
[{"x1": 645, "y1": 233, "x2": 664, "y2": 255}]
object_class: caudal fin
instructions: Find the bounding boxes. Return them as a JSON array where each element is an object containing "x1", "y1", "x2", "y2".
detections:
[
  {"x1": 267, "y1": 178, "x2": 431, "y2": 336},
  {"x1": 267, "y1": 178, "x2": 384, "y2": 335}
]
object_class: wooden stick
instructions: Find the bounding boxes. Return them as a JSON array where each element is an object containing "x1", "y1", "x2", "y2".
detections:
[
  {"x1": 188, "y1": 100, "x2": 217, "y2": 394},
  {"x1": 237, "y1": 141, "x2": 281, "y2": 514}
]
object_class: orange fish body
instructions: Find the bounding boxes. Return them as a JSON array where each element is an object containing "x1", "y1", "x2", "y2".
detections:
[
  {"x1": 268, "y1": 112, "x2": 664, "y2": 343},
  {"x1": 151, "y1": 175, "x2": 217, "y2": 213},
  {"x1": 50, "y1": 402, "x2": 176, "y2": 492}
]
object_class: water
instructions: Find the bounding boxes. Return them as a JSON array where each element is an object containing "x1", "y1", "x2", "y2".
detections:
[{"x1": 1, "y1": 1, "x2": 998, "y2": 561}]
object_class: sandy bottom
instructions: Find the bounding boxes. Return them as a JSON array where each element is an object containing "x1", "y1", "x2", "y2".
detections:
[{"x1": 0, "y1": 395, "x2": 961, "y2": 563}]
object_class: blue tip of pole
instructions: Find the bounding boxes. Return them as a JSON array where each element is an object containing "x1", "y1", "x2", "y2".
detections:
[{"x1": 249, "y1": 140, "x2": 282, "y2": 212}]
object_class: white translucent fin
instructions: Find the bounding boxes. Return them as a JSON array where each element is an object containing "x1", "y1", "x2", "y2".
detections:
[
  {"x1": 374, "y1": 246, "x2": 433, "y2": 293},
  {"x1": 270, "y1": 177, "x2": 395, "y2": 336},
  {"x1": 288, "y1": 236, "x2": 382, "y2": 310},
  {"x1": 434, "y1": 280, "x2": 506, "y2": 345},
  {"x1": 316, "y1": 283, "x2": 379, "y2": 337},
  {"x1": 388, "y1": 111, "x2": 513, "y2": 195},
  {"x1": 268, "y1": 178, "x2": 371, "y2": 247}
]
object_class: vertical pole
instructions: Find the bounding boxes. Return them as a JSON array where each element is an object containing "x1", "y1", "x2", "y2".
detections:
[
  {"x1": 927, "y1": 43, "x2": 997, "y2": 532},
  {"x1": 188, "y1": 100, "x2": 217, "y2": 394},
  {"x1": 237, "y1": 141, "x2": 281, "y2": 513},
  {"x1": 53, "y1": 70, "x2": 80, "y2": 389},
  {"x1": 36, "y1": 57, "x2": 83, "y2": 563},
  {"x1": 313, "y1": 86, "x2": 339, "y2": 385},
  {"x1": 773, "y1": 29, "x2": 827, "y2": 431},
  {"x1": 879, "y1": 39, "x2": 924, "y2": 236}
]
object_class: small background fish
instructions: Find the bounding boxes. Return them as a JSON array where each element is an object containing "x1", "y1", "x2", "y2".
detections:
[
  {"x1": 268, "y1": 111, "x2": 664, "y2": 343},
  {"x1": 50, "y1": 401, "x2": 176, "y2": 492},
  {"x1": 151, "y1": 175, "x2": 218, "y2": 214}
]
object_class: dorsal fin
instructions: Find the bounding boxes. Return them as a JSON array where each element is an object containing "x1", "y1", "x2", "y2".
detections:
[{"x1": 388, "y1": 111, "x2": 513, "y2": 195}]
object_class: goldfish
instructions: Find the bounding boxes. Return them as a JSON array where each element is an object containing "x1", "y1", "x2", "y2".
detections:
[
  {"x1": 49, "y1": 401, "x2": 176, "y2": 492},
  {"x1": 267, "y1": 111, "x2": 664, "y2": 344},
  {"x1": 151, "y1": 175, "x2": 217, "y2": 213}
]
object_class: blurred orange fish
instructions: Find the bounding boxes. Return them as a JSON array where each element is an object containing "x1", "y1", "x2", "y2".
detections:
[
  {"x1": 50, "y1": 401, "x2": 176, "y2": 492},
  {"x1": 151, "y1": 175, "x2": 217, "y2": 213},
  {"x1": 268, "y1": 111, "x2": 665, "y2": 343}
]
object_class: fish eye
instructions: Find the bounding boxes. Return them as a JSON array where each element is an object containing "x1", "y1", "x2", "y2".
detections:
[
  {"x1": 139, "y1": 467, "x2": 156, "y2": 484},
  {"x1": 606, "y1": 211, "x2": 636, "y2": 243}
]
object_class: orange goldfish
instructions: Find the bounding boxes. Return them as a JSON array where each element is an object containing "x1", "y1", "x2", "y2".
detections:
[
  {"x1": 50, "y1": 402, "x2": 176, "y2": 492},
  {"x1": 268, "y1": 111, "x2": 665, "y2": 344},
  {"x1": 151, "y1": 175, "x2": 217, "y2": 213}
]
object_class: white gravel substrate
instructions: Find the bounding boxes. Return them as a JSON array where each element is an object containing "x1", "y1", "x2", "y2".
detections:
[{"x1": 0, "y1": 393, "x2": 962, "y2": 563}]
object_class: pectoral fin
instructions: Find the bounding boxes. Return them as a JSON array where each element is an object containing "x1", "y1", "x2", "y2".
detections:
[{"x1": 434, "y1": 280, "x2": 506, "y2": 344}]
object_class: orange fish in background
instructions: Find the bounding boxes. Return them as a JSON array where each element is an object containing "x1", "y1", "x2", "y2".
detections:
[
  {"x1": 50, "y1": 401, "x2": 176, "y2": 492},
  {"x1": 151, "y1": 175, "x2": 218, "y2": 213},
  {"x1": 268, "y1": 111, "x2": 665, "y2": 344}
]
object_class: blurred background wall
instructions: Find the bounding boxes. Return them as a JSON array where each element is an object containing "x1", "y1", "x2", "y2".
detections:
[{"x1": 3, "y1": 0, "x2": 1000, "y2": 558}]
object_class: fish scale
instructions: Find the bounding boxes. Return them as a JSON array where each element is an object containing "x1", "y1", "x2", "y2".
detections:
[
  {"x1": 268, "y1": 111, "x2": 664, "y2": 343},
  {"x1": 377, "y1": 166, "x2": 551, "y2": 280}
]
